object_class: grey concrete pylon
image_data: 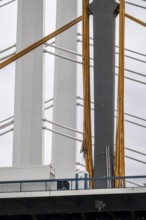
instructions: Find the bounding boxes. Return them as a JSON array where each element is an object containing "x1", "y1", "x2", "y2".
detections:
[
  {"x1": 13, "y1": 0, "x2": 44, "y2": 166},
  {"x1": 52, "y1": 0, "x2": 77, "y2": 179},
  {"x1": 89, "y1": 0, "x2": 119, "y2": 188}
]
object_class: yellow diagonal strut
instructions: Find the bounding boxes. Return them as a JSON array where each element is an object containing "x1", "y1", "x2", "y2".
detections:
[
  {"x1": 0, "y1": 16, "x2": 82, "y2": 69},
  {"x1": 82, "y1": 0, "x2": 94, "y2": 181},
  {"x1": 115, "y1": 0, "x2": 125, "y2": 188}
]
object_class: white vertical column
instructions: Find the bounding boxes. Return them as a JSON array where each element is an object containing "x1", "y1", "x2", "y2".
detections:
[
  {"x1": 13, "y1": 0, "x2": 44, "y2": 166},
  {"x1": 52, "y1": 0, "x2": 77, "y2": 178}
]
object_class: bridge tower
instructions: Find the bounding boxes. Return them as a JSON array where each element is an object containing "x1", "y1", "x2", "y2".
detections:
[
  {"x1": 13, "y1": 0, "x2": 44, "y2": 166},
  {"x1": 51, "y1": 0, "x2": 77, "y2": 179}
]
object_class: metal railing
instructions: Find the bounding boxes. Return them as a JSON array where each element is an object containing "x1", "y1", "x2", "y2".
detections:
[{"x1": 0, "y1": 176, "x2": 146, "y2": 193}]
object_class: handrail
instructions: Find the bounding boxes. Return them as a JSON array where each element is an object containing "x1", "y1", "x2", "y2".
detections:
[
  {"x1": 0, "y1": 16, "x2": 82, "y2": 69},
  {"x1": 0, "y1": 175, "x2": 145, "y2": 184}
]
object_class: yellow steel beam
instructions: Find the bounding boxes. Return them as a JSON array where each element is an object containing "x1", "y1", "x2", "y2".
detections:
[
  {"x1": 82, "y1": 0, "x2": 93, "y2": 181},
  {"x1": 0, "y1": 16, "x2": 82, "y2": 69},
  {"x1": 115, "y1": 0, "x2": 125, "y2": 188}
]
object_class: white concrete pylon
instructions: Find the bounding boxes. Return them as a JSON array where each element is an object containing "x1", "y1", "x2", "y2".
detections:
[
  {"x1": 52, "y1": 0, "x2": 77, "y2": 178},
  {"x1": 13, "y1": 0, "x2": 44, "y2": 166}
]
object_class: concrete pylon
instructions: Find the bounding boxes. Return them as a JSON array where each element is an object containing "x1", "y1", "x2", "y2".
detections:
[
  {"x1": 13, "y1": 0, "x2": 44, "y2": 166},
  {"x1": 52, "y1": 0, "x2": 77, "y2": 178}
]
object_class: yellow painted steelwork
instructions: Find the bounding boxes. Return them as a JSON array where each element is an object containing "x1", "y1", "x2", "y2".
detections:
[
  {"x1": 115, "y1": 0, "x2": 125, "y2": 188},
  {"x1": 0, "y1": 16, "x2": 82, "y2": 69},
  {"x1": 82, "y1": 0, "x2": 93, "y2": 181}
]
